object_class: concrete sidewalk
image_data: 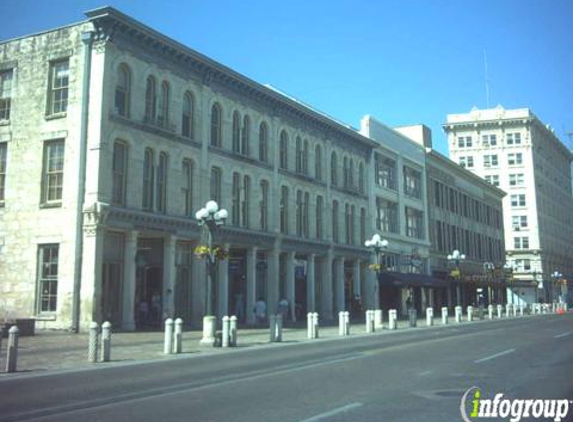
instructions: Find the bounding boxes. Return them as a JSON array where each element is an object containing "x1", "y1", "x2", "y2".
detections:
[{"x1": 0, "y1": 312, "x2": 540, "y2": 376}]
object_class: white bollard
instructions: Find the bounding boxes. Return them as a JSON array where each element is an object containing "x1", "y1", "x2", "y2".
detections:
[
  {"x1": 269, "y1": 314, "x2": 277, "y2": 342},
  {"x1": 512, "y1": 304, "x2": 517, "y2": 317},
  {"x1": 388, "y1": 309, "x2": 397, "y2": 330},
  {"x1": 365, "y1": 310, "x2": 373, "y2": 333},
  {"x1": 519, "y1": 305, "x2": 524, "y2": 317},
  {"x1": 88, "y1": 321, "x2": 99, "y2": 363},
  {"x1": 344, "y1": 311, "x2": 350, "y2": 335},
  {"x1": 164, "y1": 318, "x2": 174, "y2": 354},
  {"x1": 467, "y1": 306, "x2": 474, "y2": 322},
  {"x1": 312, "y1": 313, "x2": 319, "y2": 338},
  {"x1": 455, "y1": 306, "x2": 462, "y2": 323},
  {"x1": 101, "y1": 321, "x2": 112, "y2": 362},
  {"x1": 488, "y1": 305, "x2": 494, "y2": 320},
  {"x1": 276, "y1": 314, "x2": 283, "y2": 342},
  {"x1": 230, "y1": 316, "x2": 238, "y2": 347},
  {"x1": 222, "y1": 316, "x2": 230, "y2": 347},
  {"x1": 6, "y1": 326, "x2": 19, "y2": 373},
  {"x1": 338, "y1": 311, "x2": 345, "y2": 336},
  {"x1": 441, "y1": 307, "x2": 448, "y2": 325},
  {"x1": 505, "y1": 305, "x2": 511, "y2": 318},
  {"x1": 173, "y1": 318, "x2": 183, "y2": 353},
  {"x1": 497, "y1": 304, "x2": 503, "y2": 318},
  {"x1": 426, "y1": 307, "x2": 434, "y2": 326},
  {"x1": 307, "y1": 313, "x2": 314, "y2": 339},
  {"x1": 374, "y1": 309, "x2": 383, "y2": 330}
]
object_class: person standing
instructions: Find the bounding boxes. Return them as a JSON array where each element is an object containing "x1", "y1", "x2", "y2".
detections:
[{"x1": 253, "y1": 297, "x2": 267, "y2": 325}]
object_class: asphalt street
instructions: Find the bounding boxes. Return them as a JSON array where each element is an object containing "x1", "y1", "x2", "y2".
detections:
[{"x1": 0, "y1": 314, "x2": 572, "y2": 422}]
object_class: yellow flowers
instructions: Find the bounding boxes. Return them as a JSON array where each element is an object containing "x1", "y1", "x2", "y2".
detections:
[
  {"x1": 368, "y1": 263, "x2": 384, "y2": 272},
  {"x1": 194, "y1": 245, "x2": 229, "y2": 260}
]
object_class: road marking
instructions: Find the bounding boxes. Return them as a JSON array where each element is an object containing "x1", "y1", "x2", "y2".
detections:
[
  {"x1": 554, "y1": 331, "x2": 573, "y2": 339},
  {"x1": 419, "y1": 370, "x2": 433, "y2": 376},
  {"x1": 474, "y1": 348, "x2": 515, "y2": 363},
  {"x1": 298, "y1": 403, "x2": 363, "y2": 422}
]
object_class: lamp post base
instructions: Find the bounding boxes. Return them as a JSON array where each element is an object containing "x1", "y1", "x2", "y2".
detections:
[{"x1": 199, "y1": 315, "x2": 217, "y2": 346}]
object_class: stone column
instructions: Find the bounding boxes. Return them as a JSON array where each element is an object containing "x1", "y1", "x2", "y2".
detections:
[
  {"x1": 267, "y1": 249, "x2": 280, "y2": 316},
  {"x1": 217, "y1": 244, "x2": 230, "y2": 317},
  {"x1": 306, "y1": 254, "x2": 316, "y2": 313},
  {"x1": 163, "y1": 235, "x2": 177, "y2": 319},
  {"x1": 121, "y1": 230, "x2": 138, "y2": 331},
  {"x1": 353, "y1": 259, "x2": 361, "y2": 298},
  {"x1": 80, "y1": 225, "x2": 104, "y2": 328},
  {"x1": 246, "y1": 246, "x2": 258, "y2": 324},
  {"x1": 286, "y1": 251, "x2": 296, "y2": 321},
  {"x1": 321, "y1": 251, "x2": 334, "y2": 320},
  {"x1": 335, "y1": 258, "x2": 345, "y2": 314}
]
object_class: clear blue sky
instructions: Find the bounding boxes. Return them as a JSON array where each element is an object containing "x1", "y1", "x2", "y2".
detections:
[{"x1": 3, "y1": 0, "x2": 573, "y2": 154}]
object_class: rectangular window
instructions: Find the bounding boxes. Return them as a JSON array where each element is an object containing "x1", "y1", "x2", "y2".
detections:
[
  {"x1": 512, "y1": 215, "x2": 528, "y2": 229},
  {"x1": 403, "y1": 166, "x2": 422, "y2": 199},
  {"x1": 37, "y1": 244, "x2": 59, "y2": 313},
  {"x1": 515, "y1": 259, "x2": 531, "y2": 271},
  {"x1": 156, "y1": 152, "x2": 168, "y2": 213},
  {"x1": 506, "y1": 132, "x2": 522, "y2": 145},
  {"x1": 112, "y1": 142, "x2": 127, "y2": 206},
  {"x1": 280, "y1": 186, "x2": 288, "y2": 234},
  {"x1": 0, "y1": 142, "x2": 6, "y2": 205},
  {"x1": 375, "y1": 154, "x2": 396, "y2": 190},
  {"x1": 41, "y1": 139, "x2": 65, "y2": 204},
  {"x1": 509, "y1": 173, "x2": 524, "y2": 186},
  {"x1": 484, "y1": 175, "x2": 500, "y2": 187},
  {"x1": 482, "y1": 134, "x2": 497, "y2": 146},
  {"x1": 405, "y1": 207, "x2": 424, "y2": 239},
  {"x1": 0, "y1": 69, "x2": 13, "y2": 121},
  {"x1": 508, "y1": 153, "x2": 523, "y2": 165},
  {"x1": 316, "y1": 195, "x2": 323, "y2": 240},
  {"x1": 459, "y1": 156, "x2": 474, "y2": 168},
  {"x1": 483, "y1": 155, "x2": 498, "y2": 167},
  {"x1": 48, "y1": 59, "x2": 69, "y2": 115},
  {"x1": 457, "y1": 136, "x2": 472, "y2": 148},
  {"x1": 210, "y1": 167, "x2": 222, "y2": 204},
  {"x1": 513, "y1": 237, "x2": 529, "y2": 249},
  {"x1": 376, "y1": 197, "x2": 398, "y2": 233},
  {"x1": 510, "y1": 194, "x2": 526, "y2": 207},
  {"x1": 260, "y1": 181, "x2": 268, "y2": 230},
  {"x1": 182, "y1": 159, "x2": 193, "y2": 216},
  {"x1": 142, "y1": 149, "x2": 154, "y2": 210}
]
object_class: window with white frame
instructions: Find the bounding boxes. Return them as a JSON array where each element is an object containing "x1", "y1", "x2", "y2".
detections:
[
  {"x1": 375, "y1": 154, "x2": 396, "y2": 189},
  {"x1": 482, "y1": 134, "x2": 497, "y2": 146},
  {"x1": 510, "y1": 194, "x2": 526, "y2": 207},
  {"x1": 115, "y1": 64, "x2": 130, "y2": 118},
  {"x1": 458, "y1": 156, "x2": 474, "y2": 168},
  {"x1": 506, "y1": 132, "x2": 522, "y2": 145},
  {"x1": 508, "y1": 153, "x2": 523, "y2": 165},
  {"x1": 403, "y1": 166, "x2": 422, "y2": 199},
  {"x1": 457, "y1": 136, "x2": 472, "y2": 148},
  {"x1": 513, "y1": 237, "x2": 529, "y2": 249},
  {"x1": 48, "y1": 59, "x2": 69, "y2": 115},
  {"x1": 210, "y1": 166, "x2": 222, "y2": 204},
  {"x1": 405, "y1": 207, "x2": 424, "y2": 239},
  {"x1": 0, "y1": 69, "x2": 13, "y2": 121},
  {"x1": 181, "y1": 92, "x2": 194, "y2": 139},
  {"x1": 37, "y1": 244, "x2": 59, "y2": 313},
  {"x1": 484, "y1": 175, "x2": 500, "y2": 187},
  {"x1": 376, "y1": 197, "x2": 398, "y2": 233},
  {"x1": 509, "y1": 173, "x2": 524, "y2": 186},
  {"x1": 512, "y1": 215, "x2": 528, "y2": 229},
  {"x1": 483, "y1": 154, "x2": 498, "y2": 167},
  {"x1": 41, "y1": 139, "x2": 65, "y2": 204},
  {"x1": 515, "y1": 259, "x2": 531, "y2": 271}
]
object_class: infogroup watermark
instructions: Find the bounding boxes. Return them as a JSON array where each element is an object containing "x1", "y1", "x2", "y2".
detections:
[{"x1": 460, "y1": 387, "x2": 572, "y2": 422}]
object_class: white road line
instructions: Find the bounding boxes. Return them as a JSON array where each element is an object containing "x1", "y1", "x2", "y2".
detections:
[
  {"x1": 474, "y1": 348, "x2": 516, "y2": 363},
  {"x1": 419, "y1": 370, "x2": 433, "y2": 376},
  {"x1": 554, "y1": 331, "x2": 573, "y2": 339},
  {"x1": 298, "y1": 403, "x2": 363, "y2": 422}
]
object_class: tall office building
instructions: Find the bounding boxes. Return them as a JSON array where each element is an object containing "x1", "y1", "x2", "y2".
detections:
[{"x1": 445, "y1": 106, "x2": 573, "y2": 305}]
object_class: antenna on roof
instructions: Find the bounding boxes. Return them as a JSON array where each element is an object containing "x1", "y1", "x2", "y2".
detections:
[{"x1": 484, "y1": 50, "x2": 490, "y2": 109}]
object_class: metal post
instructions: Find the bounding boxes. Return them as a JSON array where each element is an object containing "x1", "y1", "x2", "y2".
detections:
[
  {"x1": 101, "y1": 321, "x2": 112, "y2": 362},
  {"x1": 173, "y1": 318, "x2": 183, "y2": 353},
  {"x1": 467, "y1": 306, "x2": 474, "y2": 322},
  {"x1": 312, "y1": 312, "x2": 319, "y2": 338},
  {"x1": 6, "y1": 326, "x2": 19, "y2": 373},
  {"x1": 230, "y1": 316, "x2": 237, "y2": 347},
  {"x1": 307, "y1": 313, "x2": 314, "y2": 339},
  {"x1": 164, "y1": 318, "x2": 174, "y2": 354},
  {"x1": 455, "y1": 306, "x2": 462, "y2": 323},
  {"x1": 222, "y1": 316, "x2": 230, "y2": 348},
  {"x1": 388, "y1": 309, "x2": 397, "y2": 330},
  {"x1": 88, "y1": 321, "x2": 99, "y2": 362},
  {"x1": 276, "y1": 314, "x2": 283, "y2": 342},
  {"x1": 269, "y1": 314, "x2": 277, "y2": 342},
  {"x1": 374, "y1": 309, "x2": 383, "y2": 330},
  {"x1": 338, "y1": 311, "x2": 345, "y2": 336},
  {"x1": 344, "y1": 311, "x2": 350, "y2": 335},
  {"x1": 441, "y1": 307, "x2": 448, "y2": 325},
  {"x1": 426, "y1": 307, "x2": 433, "y2": 326}
]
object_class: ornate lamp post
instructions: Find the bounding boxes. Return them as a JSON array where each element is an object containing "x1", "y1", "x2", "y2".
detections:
[
  {"x1": 195, "y1": 200, "x2": 228, "y2": 345},
  {"x1": 447, "y1": 250, "x2": 465, "y2": 306},
  {"x1": 504, "y1": 261, "x2": 517, "y2": 305},
  {"x1": 365, "y1": 234, "x2": 389, "y2": 307},
  {"x1": 552, "y1": 271, "x2": 563, "y2": 304}
]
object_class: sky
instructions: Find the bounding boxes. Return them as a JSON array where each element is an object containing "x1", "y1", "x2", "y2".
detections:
[{"x1": 2, "y1": 0, "x2": 573, "y2": 155}]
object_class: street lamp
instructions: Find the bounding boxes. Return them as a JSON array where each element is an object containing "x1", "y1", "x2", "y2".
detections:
[
  {"x1": 365, "y1": 234, "x2": 389, "y2": 304},
  {"x1": 447, "y1": 250, "x2": 465, "y2": 307},
  {"x1": 195, "y1": 200, "x2": 228, "y2": 345},
  {"x1": 552, "y1": 271, "x2": 563, "y2": 304},
  {"x1": 504, "y1": 261, "x2": 517, "y2": 305}
]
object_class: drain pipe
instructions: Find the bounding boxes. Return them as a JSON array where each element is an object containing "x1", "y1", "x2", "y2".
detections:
[{"x1": 72, "y1": 30, "x2": 94, "y2": 333}]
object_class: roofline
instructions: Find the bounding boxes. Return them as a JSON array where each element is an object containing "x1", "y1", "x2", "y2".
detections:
[
  {"x1": 0, "y1": 20, "x2": 88, "y2": 46},
  {"x1": 84, "y1": 6, "x2": 379, "y2": 150}
]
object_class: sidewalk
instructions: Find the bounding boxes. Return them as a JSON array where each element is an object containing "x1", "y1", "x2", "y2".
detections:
[{"x1": 0, "y1": 312, "x2": 543, "y2": 376}]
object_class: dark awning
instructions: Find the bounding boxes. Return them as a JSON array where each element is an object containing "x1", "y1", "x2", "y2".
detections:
[{"x1": 378, "y1": 271, "x2": 448, "y2": 288}]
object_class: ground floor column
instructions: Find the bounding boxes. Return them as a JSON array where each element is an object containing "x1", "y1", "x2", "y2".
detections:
[
  {"x1": 163, "y1": 235, "x2": 176, "y2": 319},
  {"x1": 306, "y1": 254, "x2": 316, "y2": 313},
  {"x1": 121, "y1": 230, "x2": 138, "y2": 331},
  {"x1": 217, "y1": 243, "x2": 230, "y2": 317},
  {"x1": 246, "y1": 246, "x2": 258, "y2": 324},
  {"x1": 335, "y1": 258, "x2": 345, "y2": 314},
  {"x1": 353, "y1": 260, "x2": 361, "y2": 298},
  {"x1": 285, "y1": 251, "x2": 295, "y2": 321},
  {"x1": 79, "y1": 226, "x2": 104, "y2": 329},
  {"x1": 321, "y1": 251, "x2": 334, "y2": 320}
]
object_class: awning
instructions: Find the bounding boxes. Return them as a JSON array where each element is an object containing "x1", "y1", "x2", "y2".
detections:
[{"x1": 378, "y1": 271, "x2": 448, "y2": 288}]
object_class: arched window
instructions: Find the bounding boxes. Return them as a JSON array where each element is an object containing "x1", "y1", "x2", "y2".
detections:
[
  {"x1": 279, "y1": 131, "x2": 288, "y2": 170},
  {"x1": 232, "y1": 111, "x2": 241, "y2": 153},
  {"x1": 232, "y1": 172, "x2": 241, "y2": 225},
  {"x1": 296, "y1": 189, "x2": 303, "y2": 236},
  {"x1": 331, "y1": 151, "x2": 338, "y2": 186},
  {"x1": 156, "y1": 152, "x2": 168, "y2": 212},
  {"x1": 280, "y1": 185, "x2": 289, "y2": 234},
  {"x1": 144, "y1": 76, "x2": 156, "y2": 122},
  {"x1": 316, "y1": 195, "x2": 323, "y2": 240},
  {"x1": 315, "y1": 145, "x2": 322, "y2": 181},
  {"x1": 182, "y1": 159, "x2": 194, "y2": 216},
  {"x1": 210, "y1": 103, "x2": 222, "y2": 147},
  {"x1": 332, "y1": 200, "x2": 339, "y2": 243},
  {"x1": 303, "y1": 191, "x2": 309, "y2": 238},
  {"x1": 182, "y1": 92, "x2": 194, "y2": 139},
  {"x1": 158, "y1": 81, "x2": 170, "y2": 127},
  {"x1": 112, "y1": 141, "x2": 128, "y2": 205},
  {"x1": 115, "y1": 64, "x2": 130, "y2": 117},
  {"x1": 360, "y1": 207, "x2": 366, "y2": 245},
  {"x1": 242, "y1": 175, "x2": 250, "y2": 227},
  {"x1": 358, "y1": 162, "x2": 365, "y2": 194},
  {"x1": 260, "y1": 180, "x2": 269, "y2": 230},
  {"x1": 303, "y1": 139, "x2": 309, "y2": 175},
  {"x1": 295, "y1": 137, "x2": 302, "y2": 173},
  {"x1": 241, "y1": 115, "x2": 250, "y2": 155},
  {"x1": 343, "y1": 156, "x2": 349, "y2": 187},
  {"x1": 259, "y1": 122, "x2": 268, "y2": 162},
  {"x1": 349, "y1": 158, "x2": 355, "y2": 187},
  {"x1": 142, "y1": 148, "x2": 154, "y2": 210}
]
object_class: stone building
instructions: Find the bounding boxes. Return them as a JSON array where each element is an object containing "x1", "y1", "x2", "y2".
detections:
[{"x1": 445, "y1": 107, "x2": 573, "y2": 305}]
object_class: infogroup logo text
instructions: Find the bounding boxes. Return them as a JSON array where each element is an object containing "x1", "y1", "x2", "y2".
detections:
[{"x1": 460, "y1": 387, "x2": 571, "y2": 422}]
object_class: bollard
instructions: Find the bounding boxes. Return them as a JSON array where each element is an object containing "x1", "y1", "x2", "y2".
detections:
[
  {"x1": 505, "y1": 305, "x2": 511, "y2": 318},
  {"x1": 344, "y1": 311, "x2": 350, "y2": 335},
  {"x1": 173, "y1": 318, "x2": 183, "y2": 353},
  {"x1": 488, "y1": 305, "x2": 494, "y2": 320},
  {"x1": 269, "y1": 314, "x2": 277, "y2": 342},
  {"x1": 307, "y1": 312, "x2": 314, "y2": 339},
  {"x1": 365, "y1": 310, "x2": 373, "y2": 333},
  {"x1": 312, "y1": 313, "x2": 319, "y2": 338},
  {"x1": 101, "y1": 321, "x2": 112, "y2": 362},
  {"x1": 222, "y1": 316, "x2": 230, "y2": 348},
  {"x1": 370, "y1": 309, "x2": 376, "y2": 332},
  {"x1": 388, "y1": 309, "x2": 397, "y2": 330},
  {"x1": 374, "y1": 309, "x2": 383, "y2": 330},
  {"x1": 6, "y1": 326, "x2": 19, "y2": 373},
  {"x1": 276, "y1": 314, "x2": 283, "y2": 342},
  {"x1": 164, "y1": 318, "x2": 174, "y2": 354},
  {"x1": 408, "y1": 309, "x2": 417, "y2": 327},
  {"x1": 88, "y1": 321, "x2": 99, "y2": 363},
  {"x1": 519, "y1": 305, "x2": 524, "y2": 317},
  {"x1": 467, "y1": 306, "x2": 474, "y2": 322},
  {"x1": 426, "y1": 307, "x2": 434, "y2": 326},
  {"x1": 455, "y1": 306, "x2": 462, "y2": 323},
  {"x1": 512, "y1": 304, "x2": 517, "y2": 317},
  {"x1": 497, "y1": 304, "x2": 503, "y2": 318},
  {"x1": 441, "y1": 307, "x2": 449, "y2": 325},
  {"x1": 230, "y1": 316, "x2": 237, "y2": 347},
  {"x1": 338, "y1": 311, "x2": 345, "y2": 336}
]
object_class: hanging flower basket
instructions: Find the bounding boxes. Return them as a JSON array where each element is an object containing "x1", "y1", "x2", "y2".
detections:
[
  {"x1": 194, "y1": 245, "x2": 210, "y2": 258},
  {"x1": 193, "y1": 244, "x2": 229, "y2": 260},
  {"x1": 368, "y1": 263, "x2": 385, "y2": 272}
]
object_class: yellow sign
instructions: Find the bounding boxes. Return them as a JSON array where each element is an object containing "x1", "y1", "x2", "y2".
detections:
[{"x1": 450, "y1": 269, "x2": 460, "y2": 278}]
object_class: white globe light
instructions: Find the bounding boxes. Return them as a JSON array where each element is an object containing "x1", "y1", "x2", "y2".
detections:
[
  {"x1": 460, "y1": 254, "x2": 466, "y2": 260},
  {"x1": 372, "y1": 234, "x2": 381, "y2": 243},
  {"x1": 206, "y1": 200, "x2": 219, "y2": 213},
  {"x1": 365, "y1": 240, "x2": 372, "y2": 247},
  {"x1": 195, "y1": 210, "x2": 203, "y2": 220},
  {"x1": 447, "y1": 255, "x2": 452, "y2": 260},
  {"x1": 453, "y1": 250, "x2": 459, "y2": 258},
  {"x1": 381, "y1": 239, "x2": 389, "y2": 248},
  {"x1": 215, "y1": 209, "x2": 228, "y2": 220}
]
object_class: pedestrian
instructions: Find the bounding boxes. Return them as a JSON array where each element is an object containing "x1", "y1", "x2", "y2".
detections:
[
  {"x1": 253, "y1": 297, "x2": 267, "y2": 325},
  {"x1": 278, "y1": 298, "x2": 289, "y2": 321},
  {"x1": 234, "y1": 292, "x2": 245, "y2": 321}
]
